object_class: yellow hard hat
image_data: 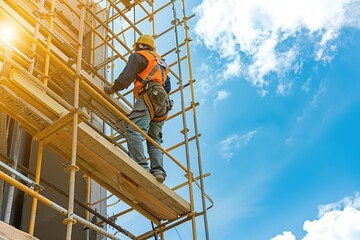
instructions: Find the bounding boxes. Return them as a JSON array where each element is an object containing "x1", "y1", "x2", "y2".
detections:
[{"x1": 133, "y1": 34, "x2": 155, "y2": 50}]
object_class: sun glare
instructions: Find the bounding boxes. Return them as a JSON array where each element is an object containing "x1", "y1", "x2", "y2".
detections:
[{"x1": 1, "y1": 25, "x2": 15, "y2": 41}]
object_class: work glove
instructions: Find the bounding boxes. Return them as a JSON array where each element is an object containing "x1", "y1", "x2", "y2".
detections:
[{"x1": 104, "y1": 85, "x2": 114, "y2": 94}]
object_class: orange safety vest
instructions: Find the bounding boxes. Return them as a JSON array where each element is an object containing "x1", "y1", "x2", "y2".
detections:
[{"x1": 133, "y1": 50, "x2": 169, "y2": 100}]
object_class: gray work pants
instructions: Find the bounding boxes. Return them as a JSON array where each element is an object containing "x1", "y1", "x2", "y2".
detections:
[{"x1": 125, "y1": 93, "x2": 167, "y2": 178}]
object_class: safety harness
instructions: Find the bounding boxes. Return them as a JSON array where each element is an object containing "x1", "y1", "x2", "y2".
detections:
[{"x1": 135, "y1": 51, "x2": 171, "y2": 122}]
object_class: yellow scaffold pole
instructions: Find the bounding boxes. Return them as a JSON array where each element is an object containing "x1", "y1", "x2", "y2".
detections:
[{"x1": 0, "y1": 171, "x2": 120, "y2": 240}]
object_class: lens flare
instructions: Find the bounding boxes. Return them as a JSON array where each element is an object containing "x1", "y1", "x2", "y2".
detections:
[{"x1": 1, "y1": 25, "x2": 15, "y2": 41}]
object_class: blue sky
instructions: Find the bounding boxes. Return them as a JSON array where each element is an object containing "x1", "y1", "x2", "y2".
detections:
[
  {"x1": 103, "y1": 1, "x2": 360, "y2": 239},
  {"x1": 187, "y1": 0, "x2": 360, "y2": 239}
]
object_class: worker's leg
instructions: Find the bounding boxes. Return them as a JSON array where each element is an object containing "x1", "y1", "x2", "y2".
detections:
[
  {"x1": 147, "y1": 87, "x2": 168, "y2": 181},
  {"x1": 147, "y1": 120, "x2": 166, "y2": 180},
  {"x1": 126, "y1": 96, "x2": 151, "y2": 170}
]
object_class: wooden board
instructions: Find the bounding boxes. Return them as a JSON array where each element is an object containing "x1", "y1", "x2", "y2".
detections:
[
  {"x1": 0, "y1": 221, "x2": 39, "y2": 240},
  {"x1": 0, "y1": 68, "x2": 190, "y2": 223}
]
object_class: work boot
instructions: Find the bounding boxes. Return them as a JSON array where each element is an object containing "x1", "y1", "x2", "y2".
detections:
[{"x1": 153, "y1": 173, "x2": 165, "y2": 183}]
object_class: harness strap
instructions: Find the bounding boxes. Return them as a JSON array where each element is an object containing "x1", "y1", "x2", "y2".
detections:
[
  {"x1": 142, "y1": 90, "x2": 168, "y2": 122},
  {"x1": 135, "y1": 75, "x2": 147, "y2": 85},
  {"x1": 144, "y1": 64, "x2": 160, "y2": 82},
  {"x1": 135, "y1": 63, "x2": 161, "y2": 87},
  {"x1": 145, "y1": 51, "x2": 167, "y2": 85},
  {"x1": 152, "y1": 111, "x2": 168, "y2": 122},
  {"x1": 135, "y1": 51, "x2": 166, "y2": 86},
  {"x1": 142, "y1": 92, "x2": 155, "y2": 120},
  {"x1": 160, "y1": 65, "x2": 166, "y2": 85}
]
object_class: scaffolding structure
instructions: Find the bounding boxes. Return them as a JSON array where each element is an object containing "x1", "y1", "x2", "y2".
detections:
[{"x1": 0, "y1": 0, "x2": 212, "y2": 239}]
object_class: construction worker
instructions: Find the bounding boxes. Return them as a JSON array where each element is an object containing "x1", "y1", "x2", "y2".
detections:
[{"x1": 104, "y1": 34, "x2": 171, "y2": 183}]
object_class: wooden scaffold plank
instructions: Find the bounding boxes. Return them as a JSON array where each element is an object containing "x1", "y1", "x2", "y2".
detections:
[
  {"x1": 0, "y1": 67, "x2": 190, "y2": 224},
  {"x1": 0, "y1": 221, "x2": 39, "y2": 240}
]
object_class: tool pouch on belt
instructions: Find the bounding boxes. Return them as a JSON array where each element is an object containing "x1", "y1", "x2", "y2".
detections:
[
  {"x1": 141, "y1": 82, "x2": 169, "y2": 121},
  {"x1": 148, "y1": 85, "x2": 167, "y2": 113}
]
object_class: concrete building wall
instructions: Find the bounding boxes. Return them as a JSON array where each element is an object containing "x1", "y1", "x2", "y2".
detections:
[{"x1": 20, "y1": 142, "x2": 87, "y2": 239}]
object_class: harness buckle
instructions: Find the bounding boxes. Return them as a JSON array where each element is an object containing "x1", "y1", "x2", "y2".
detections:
[
  {"x1": 165, "y1": 98, "x2": 174, "y2": 111},
  {"x1": 138, "y1": 81, "x2": 151, "y2": 95}
]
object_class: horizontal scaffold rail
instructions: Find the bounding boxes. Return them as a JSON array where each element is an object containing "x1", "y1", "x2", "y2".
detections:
[{"x1": 0, "y1": 67, "x2": 191, "y2": 224}]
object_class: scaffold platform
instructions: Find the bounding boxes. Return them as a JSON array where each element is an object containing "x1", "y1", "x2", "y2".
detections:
[{"x1": 0, "y1": 67, "x2": 190, "y2": 224}]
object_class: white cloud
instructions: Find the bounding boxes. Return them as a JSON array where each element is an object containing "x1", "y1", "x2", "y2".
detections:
[
  {"x1": 301, "y1": 77, "x2": 312, "y2": 93},
  {"x1": 277, "y1": 81, "x2": 293, "y2": 96},
  {"x1": 223, "y1": 55, "x2": 242, "y2": 79},
  {"x1": 258, "y1": 89, "x2": 269, "y2": 97},
  {"x1": 219, "y1": 134, "x2": 239, "y2": 161},
  {"x1": 310, "y1": 81, "x2": 327, "y2": 107},
  {"x1": 194, "y1": 0, "x2": 360, "y2": 94},
  {"x1": 219, "y1": 129, "x2": 259, "y2": 161},
  {"x1": 241, "y1": 130, "x2": 258, "y2": 145},
  {"x1": 271, "y1": 231, "x2": 296, "y2": 240},
  {"x1": 214, "y1": 90, "x2": 230, "y2": 106},
  {"x1": 303, "y1": 207, "x2": 360, "y2": 240},
  {"x1": 318, "y1": 193, "x2": 360, "y2": 217},
  {"x1": 315, "y1": 29, "x2": 339, "y2": 63},
  {"x1": 197, "y1": 63, "x2": 213, "y2": 95},
  {"x1": 270, "y1": 193, "x2": 360, "y2": 240}
]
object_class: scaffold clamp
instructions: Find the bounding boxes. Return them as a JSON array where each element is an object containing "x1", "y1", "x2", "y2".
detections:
[
  {"x1": 64, "y1": 164, "x2": 80, "y2": 173},
  {"x1": 63, "y1": 217, "x2": 77, "y2": 225}
]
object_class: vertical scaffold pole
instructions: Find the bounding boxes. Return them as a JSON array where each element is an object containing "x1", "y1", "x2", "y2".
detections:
[
  {"x1": 28, "y1": 0, "x2": 52, "y2": 234},
  {"x1": 28, "y1": 0, "x2": 45, "y2": 73},
  {"x1": 85, "y1": 176, "x2": 91, "y2": 222},
  {"x1": 181, "y1": 0, "x2": 210, "y2": 239},
  {"x1": 0, "y1": 47, "x2": 12, "y2": 218},
  {"x1": 0, "y1": 112, "x2": 6, "y2": 216},
  {"x1": 171, "y1": 0, "x2": 197, "y2": 239},
  {"x1": 64, "y1": 1, "x2": 86, "y2": 239},
  {"x1": 151, "y1": 1, "x2": 155, "y2": 36},
  {"x1": 87, "y1": 2, "x2": 97, "y2": 225},
  {"x1": 90, "y1": 0, "x2": 95, "y2": 76},
  {"x1": 28, "y1": 140, "x2": 44, "y2": 235},
  {"x1": 4, "y1": 124, "x2": 23, "y2": 223},
  {"x1": 43, "y1": 0, "x2": 56, "y2": 86}
]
